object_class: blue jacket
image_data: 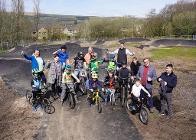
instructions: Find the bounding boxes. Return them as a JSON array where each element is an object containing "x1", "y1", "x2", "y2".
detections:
[
  {"x1": 137, "y1": 65, "x2": 157, "y2": 90},
  {"x1": 23, "y1": 54, "x2": 45, "y2": 73},
  {"x1": 89, "y1": 79, "x2": 103, "y2": 90},
  {"x1": 57, "y1": 50, "x2": 69, "y2": 64},
  {"x1": 158, "y1": 72, "x2": 177, "y2": 93}
]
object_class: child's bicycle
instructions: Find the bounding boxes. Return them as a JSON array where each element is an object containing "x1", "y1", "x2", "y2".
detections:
[
  {"x1": 26, "y1": 88, "x2": 55, "y2": 114},
  {"x1": 89, "y1": 88, "x2": 102, "y2": 113},
  {"x1": 62, "y1": 83, "x2": 77, "y2": 109},
  {"x1": 105, "y1": 88, "x2": 116, "y2": 106},
  {"x1": 127, "y1": 93, "x2": 149, "y2": 125}
]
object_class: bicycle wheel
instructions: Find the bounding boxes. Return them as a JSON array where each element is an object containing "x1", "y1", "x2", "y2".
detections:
[
  {"x1": 26, "y1": 91, "x2": 34, "y2": 105},
  {"x1": 121, "y1": 87, "x2": 125, "y2": 107},
  {"x1": 97, "y1": 98, "x2": 102, "y2": 113},
  {"x1": 43, "y1": 98, "x2": 55, "y2": 114},
  {"x1": 111, "y1": 94, "x2": 115, "y2": 106},
  {"x1": 139, "y1": 106, "x2": 149, "y2": 125},
  {"x1": 68, "y1": 92, "x2": 76, "y2": 109}
]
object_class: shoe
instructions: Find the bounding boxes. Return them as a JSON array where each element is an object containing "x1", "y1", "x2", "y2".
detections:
[{"x1": 160, "y1": 113, "x2": 165, "y2": 116}]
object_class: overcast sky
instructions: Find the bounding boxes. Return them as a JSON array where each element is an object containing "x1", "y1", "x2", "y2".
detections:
[{"x1": 6, "y1": 0, "x2": 180, "y2": 17}]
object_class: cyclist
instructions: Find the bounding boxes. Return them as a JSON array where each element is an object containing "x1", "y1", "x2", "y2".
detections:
[
  {"x1": 31, "y1": 73, "x2": 42, "y2": 101},
  {"x1": 111, "y1": 42, "x2": 135, "y2": 69},
  {"x1": 61, "y1": 65, "x2": 80, "y2": 103},
  {"x1": 53, "y1": 44, "x2": 70, "y2": 66},
  {"x1": 21, "y1": 49, "x2": 46, "y2": 84},
  {"x1": 116, "y1": 61, "x2": 130, "y2": 99},
  {"x1": 87, "y1": 72, "x2": 105, "y2": 105},
  {"x1": 73, "y1": 51, "x2": 86, "y2": 77},
  {"x1": 104, "y1": 69, "x2": 117, "y2": 102},
  {"x1": 88, "y1": 53, "x2": 103, "y2": 74},
  {"x1": 46, "y1": 55, "x2": 63, "y2": 98}
]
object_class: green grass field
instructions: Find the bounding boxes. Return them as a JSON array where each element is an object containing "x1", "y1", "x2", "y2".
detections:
[{"x1": 151, "y1": 47, "x2": 196, "y2": 60}]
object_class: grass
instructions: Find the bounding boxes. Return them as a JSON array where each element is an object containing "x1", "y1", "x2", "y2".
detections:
[{"x1": 151, "y1": 47, "x2": 196, "y2": 60}]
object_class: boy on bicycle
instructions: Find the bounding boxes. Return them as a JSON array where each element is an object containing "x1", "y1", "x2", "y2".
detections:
[
  {"x1": 104, "y1": 69, "x2": 117, "y2": 102},
  {"x1": 87, "y1": 72, "x2": 105, "y2": 105},
  {"x1": 61, "y1": 65, "x2": 80, "y2": 103}
]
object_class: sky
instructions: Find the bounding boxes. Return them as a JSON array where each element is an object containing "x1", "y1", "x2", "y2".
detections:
[{"x1": 6, "y1": 0, "x2": 180, "y2": 17}]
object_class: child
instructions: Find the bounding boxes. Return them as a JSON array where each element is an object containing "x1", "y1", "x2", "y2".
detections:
[
  {"x1": 46, "y1": 55, "x2": 63, "y2": 98},
  {"x1": 88, "y1": 72, "x2": 105, "y2": 105},
  {"x1": 61, "y1": 65, "x2": 80, "y2": 103},
  {"x1": 89, "y1": 53, "x2": 103, "y2": 74},
  {"x1": 73, "y1": 51, "x2": 86, "y2": 77},
  {"x1": 31, "y1": 73, "x2": 42, "y2": 101},
  {"x1": 131, "y1": 78, "x2": 151, "y2": 102},
  {"x1": 104, "y1": 69, "x2": 117, "y2": 102}
]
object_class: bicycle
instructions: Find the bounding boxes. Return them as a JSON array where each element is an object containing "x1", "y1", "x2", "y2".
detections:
[
  {"x1": 119, "y1": 77, "x2": 129, "y2": 107},
  {"x1": 78, "y1": 69, "x2": 87, "y2": 94},
  {"x1": 105, "y1": 88, "x2": 116, "y2": 106},
  {"x1": 90, "y1": 88, "x2": 102, "y2": 113},
  {"x1": 62, "y1": 83, "x2": 76, "y2": 109},
  {"x1": 26, "y1": 88, "x2": 55, "y2": 114},
  {"x1": 127, "y1": 93, "x2": 150, "y2": 125}
]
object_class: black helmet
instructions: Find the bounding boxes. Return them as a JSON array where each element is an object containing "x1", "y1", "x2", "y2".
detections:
[
  {"x1": 78, "y1": 51, "x2": 84, "y2": 57},
  {"x1": 61, "y1": 44, "x2": 67, "y2": 50}
]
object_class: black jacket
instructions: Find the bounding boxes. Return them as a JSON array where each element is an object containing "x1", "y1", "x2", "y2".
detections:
[
  {"x1": 130, "y1": 61, "x2": 141, "y2": 76},
  {"x1": 158, "y1": 72, "x2": 177, "y2": 93}
]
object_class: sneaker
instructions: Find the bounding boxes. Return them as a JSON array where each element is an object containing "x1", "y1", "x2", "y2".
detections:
[{"x1": 160, "y1": 113, "x2": 165, "y2": 116}]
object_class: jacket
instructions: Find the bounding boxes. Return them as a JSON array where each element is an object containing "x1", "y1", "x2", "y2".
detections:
[
  {"x1": 158, "y1": 72, "x2": 177, "y2": 93},
  {"x1": 130, "y1": 61, "x2": 141, "y2": 76},
  {"x1": 23, "y1": 54, "x2": 45, "y2": 73},
  {"x1": 89, "y1": 79, "x2": 103, "y2": 90},
  {"x1": 137, "y1": 65, "x2": 157, "y2": 89},
  {"x1": 46, "y1": 61, "x2": 62, "y2": 85},
  {"x1": 56, "y1": 50, "x2": 69, "y2": 64}
]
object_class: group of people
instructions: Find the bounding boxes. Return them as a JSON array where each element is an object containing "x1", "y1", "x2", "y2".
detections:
[{"x1": 21, "y1": 41, "x2": 177, "y2": 119}]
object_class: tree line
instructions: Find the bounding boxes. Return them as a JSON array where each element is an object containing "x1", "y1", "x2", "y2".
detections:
[{"x1": 77, "y1": 0, "x2": 196, "y2": 40}]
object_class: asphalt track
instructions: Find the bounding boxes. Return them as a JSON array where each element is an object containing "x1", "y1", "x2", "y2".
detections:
[{"x1": 0, "y1": 43, "x2": 142, "y2": 140}]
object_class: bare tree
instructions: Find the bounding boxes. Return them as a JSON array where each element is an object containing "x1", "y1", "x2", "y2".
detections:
[
  {"x1": 11, "y1": 0, "x2": 25, "y2": 46},
  {"x1": 33, "y1": 0, "x2": 41, "y2": 39}
]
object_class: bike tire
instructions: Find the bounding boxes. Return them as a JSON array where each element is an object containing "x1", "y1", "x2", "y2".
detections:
[
  {"x1": 42, "y1": 98, "x2": 55, "y2": 114},
  {"x1": 139, "y1": 106, "x2": 149, "y2": 125},
  {"x1": 68, "y1": 92, "x2": 76, "y2": 109},
  {"x1": 25, "y1": 91, "x2": 33, "y2": 105},
  {"x1": 121, "y1": 87, "x2": 125, "y2": 107},
  {"x1": 111, "y1": 94, "x2": 115, "y2": 106},
  {"x1": 97, "y1": 99, "x2": 102, "y2": 113}
]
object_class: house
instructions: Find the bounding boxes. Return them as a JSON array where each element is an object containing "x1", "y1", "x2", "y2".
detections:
[
  {"x1": 32, "y1": 28, "x2": 48, "y2": 40},
  {"x1": 63, "y1": 24, "x2": 77, "y2": 36}
]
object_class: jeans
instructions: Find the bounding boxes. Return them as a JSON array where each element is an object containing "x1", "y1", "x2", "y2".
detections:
[
  {"x1": 143, "y1": 87, "x2": 153, "y2": 109},
  {"x1": 160, "y1": 92, "x2": 173, "y2": 116}
]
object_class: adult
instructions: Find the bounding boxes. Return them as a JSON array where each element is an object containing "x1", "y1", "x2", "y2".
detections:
[
  {"x1": 137, "y1": 58, "x2": 157, "y2": 112},
  {"x1": 111, "y1": 42, "x2": 135, "y2": 69},
  {"x1": 157, "y1": 64, "x2": 177, "y2": 118},
  {"x1": 53, "y1": 44, "x2": 70, "y2": 66},
  {"x1": 84, "y1": 47, "x2": 94, "y2": 65},
  {"x1": 21, "y1": 49, "x2": 46, "y2": 83}
]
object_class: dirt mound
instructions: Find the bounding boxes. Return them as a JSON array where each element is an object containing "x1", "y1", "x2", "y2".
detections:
[
  {"x1": 151, "y1": 39, "x2": 196, "y2": 47},
  {"x1": 119, "y1": 37, "x2": 150, "y2": 43},
  {"x1": 0, "y1": 80, "x2": 42, "y2": 140}
]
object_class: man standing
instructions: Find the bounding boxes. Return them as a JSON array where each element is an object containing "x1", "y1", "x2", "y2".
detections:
[
  {"x1": 53, "y1": 44, "x2": 70, "y2": 66},
  {"x1": 137, "y1": 58, "x2": 157, "y2": 112},
  {"x1": 157, "y1": 64, "x2": 177, "y2": 118},
  {"x1": 84, "y1": 47, "x2": 94, "y2": 65},
  {"x1": 111, "y1": 42, "x2": 135, "y2": 69}
]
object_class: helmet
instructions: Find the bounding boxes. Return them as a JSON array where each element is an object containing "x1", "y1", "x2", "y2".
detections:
[
  {"x1": 108, "y1": 61, "x2": 116, "y2": 70},
  {"x1": 91, "y1": 72, "x2": 98, "y2": 79},
  {"x1": 91, "y1": 53, "x2": 98, "y2": 61},
  {"x1": 32, "y1": 72, "x2": 41, "y2": 80},
  {"x1": 107, "y1": 68, "x2": 115, "y2": 73},
  {"x1": 78, "y1": 51, "x2": 84, "y2": 58},
  {"x1": 65, "y1": 64, "x2": 72, "y2": 70}
]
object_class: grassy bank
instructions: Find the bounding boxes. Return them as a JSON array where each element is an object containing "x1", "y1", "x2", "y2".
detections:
[{"x1": 151, "y1": 47, "x2": 196, "y2": 60}]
